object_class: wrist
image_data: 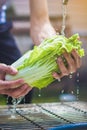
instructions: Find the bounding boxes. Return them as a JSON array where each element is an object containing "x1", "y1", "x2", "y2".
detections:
[{"x1": 30, "y1": 13, "x2": 49, "y2": 23}]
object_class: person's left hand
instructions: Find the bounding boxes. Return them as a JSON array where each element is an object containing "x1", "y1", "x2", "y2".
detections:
[
  {"x1": 30, "y1": 19, "x2": 56, "y2": 45},
  {"x1": 52, "y1": 49, "x2": 81, "y2": 81}
]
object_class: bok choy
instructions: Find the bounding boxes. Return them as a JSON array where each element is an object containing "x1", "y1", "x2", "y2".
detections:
[{"x1": 6, "y1": 34, "x2": 84, "y2": 89}]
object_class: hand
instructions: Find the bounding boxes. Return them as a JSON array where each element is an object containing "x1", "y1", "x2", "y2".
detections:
[
  {"x1": 30, "y1": 20, "x2": 56, "y2": 45},
  {"x1": 0, "y1": 64, "x2": 32, "y2": 98},
  {"x1": 53, "y1": 49, "x2": 81, "y2": 80}
]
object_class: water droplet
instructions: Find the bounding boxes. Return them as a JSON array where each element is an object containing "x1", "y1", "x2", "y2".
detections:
[
  {"x1": 61, "y1": 89, "x2": 64, "y2": 94},
  {"x1": 38, "y1": 94, "x2": 41, "y2": 97},
  {"x1": 6, "y1": 96, "x2": 9, "y2": 104},
  {"x1": 38, "y1": 89, "x2": 41, "y2": 97},
  {"x1": 77, "y1": 88, "x2": 79, "y2": 95},
  {"x1": 77, "y1": 79, "x2": 79, "y2": 83},
  {"x1": 23, "y1": 97, "x2": 25, "y2": 104},
  {"x1": 57, "y1": 79, "x2": 61, "y2": 82},
  {"x1": 71, "y1": 91, "x2": 74, "y2": 94},
  {"x1": 76, "y1": 72, "x2": 80, "y2": 101},
  {"x1": 76, "y1": 87, "x2": 79, "y2": 101},
  {"x1": 69, "y1": 74, "x2": 72, "y2": 79},
  {"x1": 77, "y1": 72, "x2": 80, "y2": 77}
]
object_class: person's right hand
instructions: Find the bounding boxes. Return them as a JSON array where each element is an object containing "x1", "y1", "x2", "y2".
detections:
[
  {"x1": 52, "y1": 49, "x2": 81, "y2": 81},
  {"x1": 0, "y1": 64, "x2": 32, "y2": 98}
]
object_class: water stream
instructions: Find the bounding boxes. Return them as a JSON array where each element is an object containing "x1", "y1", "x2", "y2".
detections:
[
  {"x1": 60, "y1": 0, "x2": 80, "y2": 102},
  {"x1": 61, "y1": 0, "x2": 68, "y2": 36},
  {"x1": 9, "y1": 97, "x2": 24, "y2": 119}
]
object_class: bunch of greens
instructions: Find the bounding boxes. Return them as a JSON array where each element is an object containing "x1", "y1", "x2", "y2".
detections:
[{"x1": 6, "y1": 34, "x2": 84, "y2": 89}]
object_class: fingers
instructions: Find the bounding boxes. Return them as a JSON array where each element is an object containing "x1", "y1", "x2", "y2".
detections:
[
  {"x1": 71, "y1": 49, "x2": 81, "y2": 68},
  {"x1": 53, "y1": 50, "x2": 81, "y2": 80},
  {"x1": 52, "y1": 57, "x2": 69, "y2": 80},
  {"x1": 57, "y1": 57, "x2": 69, "y2": 76},
  {"x1": 0, "y1": 84, "x2": 32, "y2": 98},
  {"x1": 0, "y1": 63, "x2": 18, "y2": 75},
  {"x1": 63, "y1": 51, "x2": 76, "y2": 73},
  {"x1": 63, "y1": 50, "x2": 81, "y2": 72},
  {"x1": 0, "y1": 79, "x2": 24, "y2": 90},
  {"x1": 52, "y1": 72, "x2": 62, "y2": 81}
]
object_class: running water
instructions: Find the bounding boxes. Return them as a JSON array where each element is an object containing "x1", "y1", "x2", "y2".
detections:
[
  {"x1": 60, "y1": 0, "x2": 69, "y2": 100},
  {"x1": 76, "y1": 72, "x2": 80, "y2": 101},
  {"x1": 10, "y1": 98, "x2": 17, "y2": 119},
  {"x1": 60, "y1": 0, "x2": 76, "y2": 102},
  {"x1": 61, "y1": 0, "x2": 68, "y2": 36},
  {"x1": 9, "y1": 97, "x2": 24, "y2": 119},
  {"x1": 59, "y1": 0, "x2": 80, "y2": 102},
  {"x1": 61, "y1": 0, "x2": 73, "y2": 80}
]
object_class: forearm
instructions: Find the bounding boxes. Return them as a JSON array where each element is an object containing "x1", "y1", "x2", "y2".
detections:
[
  {"x1": 29, "y1": 0, "x2": 49, "y2": 21},
  {"x1": 29, "y1": 0, "x2": 56, "y2": 45}
]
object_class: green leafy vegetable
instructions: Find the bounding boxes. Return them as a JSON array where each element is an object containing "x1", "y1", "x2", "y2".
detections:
[{"x1": 6, "y1": 34, "x2": 84, "y2": 89}]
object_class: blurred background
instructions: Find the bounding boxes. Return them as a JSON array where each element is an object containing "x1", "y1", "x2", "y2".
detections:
[{"x1": 0, "y1": 0, "x2": 87, "y2": 104}]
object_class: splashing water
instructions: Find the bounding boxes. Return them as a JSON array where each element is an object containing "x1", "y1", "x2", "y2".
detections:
[
  {"x1": 10, "y1": 98, "x2": 17, "y2": 119},
  {"x1": 9, "y1": 97, "x2": 24, "y2": 119}
]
